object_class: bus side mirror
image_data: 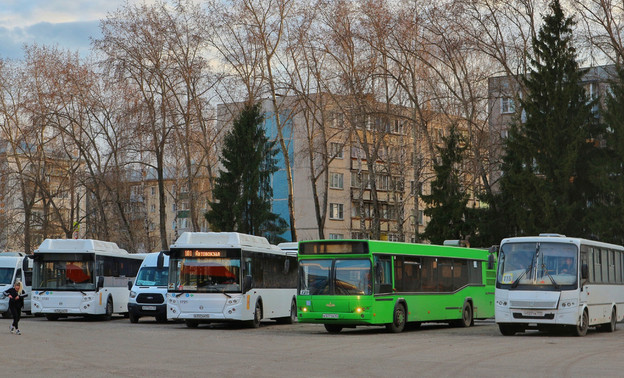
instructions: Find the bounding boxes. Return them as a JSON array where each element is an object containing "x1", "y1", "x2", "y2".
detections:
[
  {"x1": 157, "y1": 251, "x2": 165, "y2": 269},
  {"x1": 487, "y1": 254, "x2": 495, "y2": 270},
  {"x1": 96, "y1": 276, "x2": 104, "y2": 292},
  {"x1": 581, "y1": 264, "x2": 589, "y2": 280},
  {"x1": 242, "y1": 275, "x2": 252, "y2": 294}
]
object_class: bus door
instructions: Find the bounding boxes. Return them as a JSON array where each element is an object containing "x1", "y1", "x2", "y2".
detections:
[{"x1": 373, "y1": 255, "x2": 393, "y2": 295}]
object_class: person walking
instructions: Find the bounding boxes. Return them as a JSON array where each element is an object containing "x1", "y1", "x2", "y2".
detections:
[{"x1": 4, "y1": 281, "x2": 27, "y2": 335}]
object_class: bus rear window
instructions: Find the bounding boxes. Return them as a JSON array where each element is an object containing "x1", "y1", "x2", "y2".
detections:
[{"x1": 299, "y1": 241, "x2": 369, "y2": 255}]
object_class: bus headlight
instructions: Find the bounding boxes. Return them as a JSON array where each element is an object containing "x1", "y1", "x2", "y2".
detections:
[
  {"x1": 227, "y1": 297, "x2": 241, "y2": 305},
  {"x1": 129, "y1": 291, "x2": 137, "y2": 299},
  {"x1": 302, "y1": 307, "x2": 308, "y2": 312},
  {"x1": 355, "y1": 307, "x2": 363, "y2": 313},
  {"x1": 82, "y1": 296, "x2": 93, "y2": 302}
]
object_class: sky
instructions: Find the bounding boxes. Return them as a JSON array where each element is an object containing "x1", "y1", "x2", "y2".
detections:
[{"x1": 0, "y1": 1, "x2": 147, "y2": 60}]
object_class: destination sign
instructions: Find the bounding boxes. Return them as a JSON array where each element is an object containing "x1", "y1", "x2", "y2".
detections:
[{"x1": 184, "y1": 250, "x2": 222, "y2": 257}]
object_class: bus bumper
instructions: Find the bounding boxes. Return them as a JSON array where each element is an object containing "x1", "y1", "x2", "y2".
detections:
[{"x1": 297, "y1": 311, "x2": 374, "y2": 325}]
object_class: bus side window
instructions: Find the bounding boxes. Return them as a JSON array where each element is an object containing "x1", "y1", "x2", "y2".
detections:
[{"x1": 374, "y1": 256, "x2": 392, "y2": 294}]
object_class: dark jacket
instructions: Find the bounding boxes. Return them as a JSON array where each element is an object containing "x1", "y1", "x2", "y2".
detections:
[{"x1": 4, "y1": 287, "x2": 27, "y2": 309}]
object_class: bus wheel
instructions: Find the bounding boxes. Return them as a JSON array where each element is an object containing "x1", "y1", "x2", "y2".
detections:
[
  {"x1": 603, "y1": 307, "x2": 617, "y2": 332},
  {"x1": 459, "y1": 302, "x2": 473, "y2": 327},
  {"x1": 248, "y1": 301, "x2": 262, "y2": 328},
  {"x1": 129, "y1": 312, "x2": 139, "y2": 324},
  {"x1": 103, "y1": 297, "x2": 113, "y2": 321},
  {"x1": 498, "y1": 323, "x2": 517, "y2": 336},
  {"x1": 386, "y1": 303, "x2": 406, "y2": 333},
  {"x1": 574, "y1": 309, "x2": 589, "y2": 337},
  {"x1": 277, "y1": 299, "x2": 297, "y2": 324},
  {"x1": 324, "y1": 324, "x2": 343, "y2": 334},
  {"x1": 185, "y1": 320, "x2": 199, "y2": 328}
]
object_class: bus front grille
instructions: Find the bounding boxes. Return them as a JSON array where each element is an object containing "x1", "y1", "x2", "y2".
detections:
[{"x1": 136, "y1": 293, "x2": 165, "y2": 304}]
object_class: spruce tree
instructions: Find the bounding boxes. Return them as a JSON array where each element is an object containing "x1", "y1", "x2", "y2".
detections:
[
  {"x1": 492, "y1": 0, "x2": 601, "y2": 238},
  {"x1": 420, "y1": 125, "x2": 474, "y2": 245},
  {"x1": 593, "y1": 66, "x2": 624, "y2": 245},
  {"x1": 205, "y1": 103, "x2": 288, "y2": 242}
]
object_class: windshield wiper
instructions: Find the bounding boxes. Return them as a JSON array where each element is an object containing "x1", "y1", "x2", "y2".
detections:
[
  {"x1": 511, "y1": 243, "x2": 540, "y2": 288},
  {"x1": 541, "y1": 264, "x2": 560, "y2": 289},
  {"x1": 221, "y1": 289, "x2": 232, "y2": 298}
]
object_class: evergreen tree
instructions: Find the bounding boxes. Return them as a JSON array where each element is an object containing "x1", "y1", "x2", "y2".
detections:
[
  {"x1": 490, "y1": 0, "x2": 602, "y2": 239},
  {"x1": 592, "y1": 66, "x2": 624, "y2": 245},
  {"x1": 205, "y1": 103, "x2": 288, "y2": 242},
  {"x1": 420, "y1": 125, "x2": 474, "y2": 245}
]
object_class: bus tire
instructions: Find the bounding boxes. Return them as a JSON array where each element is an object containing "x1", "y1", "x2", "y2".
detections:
[
  {"x1": 185, "y1": 320, "x2": 199, "y2": 328},
  {"x1": 45, "y1": 314, "x2": 60, "y2": 321},
  {"x1": 460, "y1": 302, "x2": 473, "y2": 327},
  {"x1": 277, "y1": 299, "x2": 297, "y2": 324},
  {"x1": 574, "y1": 309, "x2": 589, "y2": 337},
  {"x1": 386, "y1": 303, "x2": 407, "y2": 333},
  {"x1": 603, "y1": 307, "x2": 617, "y2": 333},
  {"x1": 324, "y1": 324, "x2": 343, "y2": 333},
  {"x1": 103, "y1": 297, "x2": 113, "y2": 321},
  {"x1": 129, "y1": 312, "x2": 139, "y2": 324},
  {"x1": 498, "y1": 323, "x2": 518, "y2": 336},
  {"x1": 248, "y1": 300, "x2": 262, "y2": 328}
]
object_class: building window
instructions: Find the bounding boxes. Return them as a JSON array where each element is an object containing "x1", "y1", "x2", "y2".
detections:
[
  {"x1": 151, "y1": 187, "x2": 156, "y2": 196},
  {"x1": 329, "y1": 203, "x2": 344, "y2": 220},
  {"x1": 330, "y1": 172, "x2": 344, "y2": 189},
  {"x1": 330, "y1": 142, "x2": 343, "y2": 159},
  {"x1": 501, "y1": 97, "x2": 515, "y2": 114},
  {"x1": 393, "y1": 119, "x2": 404, "y2": 134},
  {"x1": 329, "y1": 233, "x2": 344, "y2": 239},
  {"x1": 332, "y1": 113, "x2": 344, "y2": 129},
  {"x1": 150, "y1": 204, "x2": 156, "y2": 213}
]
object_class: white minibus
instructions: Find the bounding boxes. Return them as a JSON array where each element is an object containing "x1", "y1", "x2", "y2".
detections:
[
  {"x1": 0, "y1": 252, "x2": 32, "y2": 316},
  {"x1": 128, "y1": 251, "x2": 169, "y2": 323},
  {"x1": 495, "y1": 234, "x2": 624, "y2": 336}
]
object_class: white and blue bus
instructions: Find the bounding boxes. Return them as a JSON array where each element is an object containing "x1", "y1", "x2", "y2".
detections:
[
  {"x1": 0, "y1": 252, "x2": 32, "y2": 316},
  {"x1": 128, "y1": 251, "x2": 169, "y2": 323},
  {"x1": 167, "y1": 232, "x2": 297, "y2": 328},
  {"x1": 495, "y1": 234, "x2": 624, "y2": 336},
  {"x1": 31, "y1": 239, "x2": 144, "y2": 320}
]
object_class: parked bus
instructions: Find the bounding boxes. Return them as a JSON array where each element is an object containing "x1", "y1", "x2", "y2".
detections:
[
  {"x1": 0, "y1": 252, "x2": 32, "y2": 317},
  {"x1": 278, "y1": 242, "x2": 298, "y2": 256},
  {"x1": 128, "y1": 251, "x2": 169, "y2": 323},
  {"x1": 297, "y1": 239, "x2": 496, "y2": 333},
  {"x1": 167, "y1": 232, "x2": 297, "y2": 328},
  {"x1": 495, "y1": 234, "x2": 624, "y2": 336},
  {"x1": 31, "y1": 239, "x2": 144, "y2": 320}
]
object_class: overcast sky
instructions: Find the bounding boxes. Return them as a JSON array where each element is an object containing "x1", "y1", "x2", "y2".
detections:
[{"x1": 0, "y1": 1, "x2": 147, "y2": 60}]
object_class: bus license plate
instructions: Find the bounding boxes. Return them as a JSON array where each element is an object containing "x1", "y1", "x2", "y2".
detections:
[
  {"x1": 142, "y1": 306, "x2": 157, "y2": 311},
  {"x1": 54, "y1": 309, "x2": 68, "y2": 313},
  {"x1": 193, "y1": 314, "x2": 210, "y2": 318},
  {"x1": 522, "y1": 310, "x2": 543, "y2": 317},
  {"x1": 322, "y1": 314, "x2": 339, "y2": 319}
]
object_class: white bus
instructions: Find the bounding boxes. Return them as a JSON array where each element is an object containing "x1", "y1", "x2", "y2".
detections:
[
  {"x1": 495, "y1": 234, "x2": 624, "y2": 336},
  {"x1": 167, "y1": 232, "x2": 297, "y2": 328},
  {"x1": 0, "y1": 252, "x2": 32, "y2": 316},
  {"x1": 31, "y1": 239, "x2": 144, "y2": 321},
  {"x1": 128, "y1": 251, "x2": 169, "y2": 323}
]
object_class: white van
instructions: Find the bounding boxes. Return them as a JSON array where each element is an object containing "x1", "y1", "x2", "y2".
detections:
[
  {"x1": 0, "y1": 252, "x2": 32, "y2": 317},
  {"x1": 128, "y1": 251, "x2": 169, "y2": 323}
]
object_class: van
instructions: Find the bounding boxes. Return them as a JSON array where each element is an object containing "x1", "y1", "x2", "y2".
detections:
[
  {"x1": 0, "y1": 252, "x2": 32, "y2": 317},
  {"x1": 127, "y1": 251, "x2": 169, "y2": 323}
]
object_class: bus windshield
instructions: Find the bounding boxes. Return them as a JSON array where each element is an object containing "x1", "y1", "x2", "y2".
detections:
[
  {"x1": 173, "y1": 257, "x2": 240, "y2": 293},
  {"x1": 33, "y1": 253, "x2": 95, "y2": 290},
  {"x1": 299, "y1": 259, "x2": 371, "y2": 296},
  {"x1": 135, "y1": 267, "x2": 168, "y2": 287},
  {"x1": 0, "y1": 268, "x2": 14, "y2": 284},
  {"x1": 498, "y1": 242, "x2": 578, "y2": 289}
]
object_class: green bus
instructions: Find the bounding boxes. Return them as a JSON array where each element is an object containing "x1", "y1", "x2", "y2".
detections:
[{"x1": 297, "y1": 240, "x2": 496, "y2": 333}]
